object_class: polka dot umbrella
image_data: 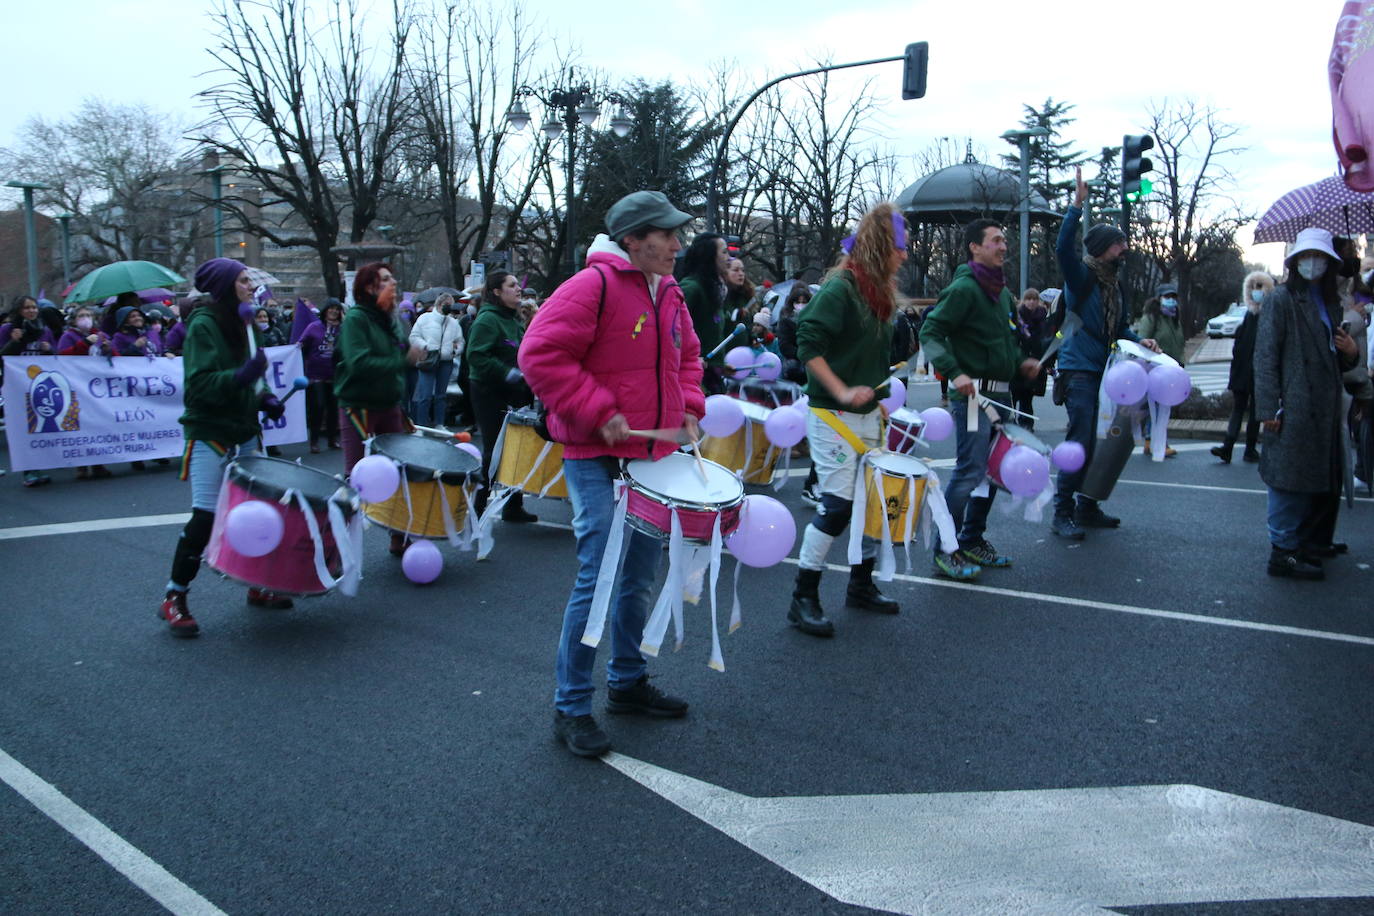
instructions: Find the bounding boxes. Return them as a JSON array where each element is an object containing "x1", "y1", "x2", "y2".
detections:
[{"x1": 1254, "y1": 175, "x2": 1374, "y2": 244}]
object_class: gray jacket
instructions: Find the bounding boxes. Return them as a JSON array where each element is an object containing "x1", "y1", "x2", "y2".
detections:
[{"x1": 1253, "y1": 283, "x2": 1357, "y2": 493}]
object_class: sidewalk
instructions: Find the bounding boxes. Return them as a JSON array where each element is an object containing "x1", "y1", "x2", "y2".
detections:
[{"x1": 1176, "y1": 333, "x2": 1228, "y2": 441}]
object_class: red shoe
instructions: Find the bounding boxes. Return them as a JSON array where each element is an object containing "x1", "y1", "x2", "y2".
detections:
[
  {"x1": 159, "y1": 591, "x2": 200, "y2": 638},
  {"x1": 246, "y1": 588, "x2": 294, "y2": 610}
]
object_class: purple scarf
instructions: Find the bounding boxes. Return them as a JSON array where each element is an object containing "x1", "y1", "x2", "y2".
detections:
[{"x1": 969, "y1": 261, "x2": 1006, "y2": 302}]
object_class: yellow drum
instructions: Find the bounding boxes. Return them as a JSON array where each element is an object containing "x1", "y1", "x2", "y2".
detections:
[
  {"x1": 363, "y1": 434, "x2": 479, "y2": 538},
  {"x1": 861, "y1": 451, "x2": 929, "y2": 543},
  {"x1": 699, "y1": 401, "x2": 778, "y2": 485},
  {"x1": 494, "y1": 407, "x2": 568, "y2": 499}
]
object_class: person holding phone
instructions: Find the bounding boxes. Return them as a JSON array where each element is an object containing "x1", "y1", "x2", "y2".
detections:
[{"x1": 1254, "y1": 228, "x2": 1362, "y2": 579}]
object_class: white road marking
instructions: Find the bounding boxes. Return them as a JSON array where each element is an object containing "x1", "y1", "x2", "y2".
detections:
[
  {"x1": 797, "y1": 559, "x2": 1374, "y2": 648},
  {"x1": 0, "y1": 747, "x2": 226, "y2": 916},
  {"x1": 1116, "y1": 477, "x2": 1374, "y2": 501},
  {"x1": 604, "y1": 754, "x2": 1374, "y2": 914},
  {"x1": 0, "y1": 513, "x2": 190, "y2": 541}
]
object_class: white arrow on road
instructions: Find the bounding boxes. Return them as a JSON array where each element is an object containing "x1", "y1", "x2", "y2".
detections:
[{"x1": 605, "y1": 753, "x2": 1374, "y2": 914}]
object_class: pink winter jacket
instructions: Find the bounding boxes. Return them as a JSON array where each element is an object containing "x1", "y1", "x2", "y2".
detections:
[{"x1": 519, "y1": 237, "x2": 705, "y2": 460}]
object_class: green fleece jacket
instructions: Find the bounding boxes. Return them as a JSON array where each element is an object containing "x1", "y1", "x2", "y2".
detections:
[
  {"x1": 179, "y1": 307, "x2": 263, "y2": 445},
  {"x1": 918, "y1": 263, "x2": 1023, "y2": 392},
  {"x1": 796, "y1": 270, "x2": 893, "y2": 414},
  {"x1": 334, "y1": 301, "x2": 407, "y2": 409},
  {"x1": 1135, "y1": 312, "x2": 1186, "y2": 365},
  {"x1": 465, "y1": 302, "x2": 525, "y2": 389},
  {"x1": 679, "y1": 276, "x2": 727, "y2": 366}
]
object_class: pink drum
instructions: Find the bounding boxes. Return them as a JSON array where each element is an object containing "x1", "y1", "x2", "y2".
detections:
[
  {"x1": 206, "y1": 457, "x2": 357, "y2": 596},
  {"x1": 986, "y1": 423, "x2": 1052, "y2": 492},
  {"x1": 886, "y1": 407, "x2": 926, "y2": 454},
  {"x1": 624, "y1": 452, "x2": 745, "y2": 545}
]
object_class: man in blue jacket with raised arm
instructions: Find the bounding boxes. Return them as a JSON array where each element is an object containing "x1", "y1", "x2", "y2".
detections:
[{"x1": 1051, "y1": 168, "x2": 1159, "y2": 540}]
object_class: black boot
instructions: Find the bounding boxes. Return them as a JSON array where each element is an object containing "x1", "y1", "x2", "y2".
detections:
[
  {"x1": 845, "y1": 557, "x2": 900, "y2": 614},
  {"x1": 1211, "y1": 443, "x2": 1233, "y2": 464},
  {"x1": 787, "y1": 568, "x2": 834, "y2": 637}
]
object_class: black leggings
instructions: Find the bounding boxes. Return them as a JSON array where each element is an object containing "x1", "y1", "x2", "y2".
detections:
[
  {"x1": 306, "y1": 381, "x2": 339, "y2": 442},
  {"x1": 469, "y1": 382, "x2": 523, "y2": 510},
  {"x1": 168, "y1": 508, "x2": 215, "y2": 590}
]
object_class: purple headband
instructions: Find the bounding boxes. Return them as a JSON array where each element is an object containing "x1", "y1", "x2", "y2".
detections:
[{"x1": 841, "y1": 211, "x2": 908, "y2": 255}]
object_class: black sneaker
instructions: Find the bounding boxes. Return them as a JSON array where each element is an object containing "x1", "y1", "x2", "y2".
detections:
[
  {"x1": 960, "y1": 539, "x2": 1012, "y2": 567},
  {"x1": 1210, "y1": 445, "x2": 1232, "y2": 464},
  {"x1": 502, "y1": 506, "x2": 539, "y2": 524},
  {"x1": 606, "y1": 675, "x2": 688, "y2": 718},
  {"x1": 1075, "y1": 504, "x2": 1121, "y2": 528},
  {"x1": 1051, "y1": 515, "x2": 1085, "y2": 540},
  {"x1": 553, "y1": 711, "x2": 611, "y2": 757},
  {"x1": 1267, "y1": 548, "x2": 1324, "y2": 580}
]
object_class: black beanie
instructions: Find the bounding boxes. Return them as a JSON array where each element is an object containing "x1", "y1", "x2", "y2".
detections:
[{"x1": 1084, "y1": 224, "x2": 1126, "y2": 258}]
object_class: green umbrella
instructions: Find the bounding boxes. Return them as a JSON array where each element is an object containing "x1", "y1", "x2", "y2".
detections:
[{"x1": 65, "y1": 260, "x2": 187, "y2": 305}]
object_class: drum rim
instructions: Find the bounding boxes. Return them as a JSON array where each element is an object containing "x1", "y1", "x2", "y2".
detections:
[
  {"x1": 867, "y1": 450, "x2": 930, "y2": 476},
  {"x1": 369, "y1": 432, "x2": 479, "y2": 483},
  {"x1": 995, "y1": 423, "x2": 1051, "y2": 454},
  {"x1": 228, "y1": 456, "x2": 356, "y2": 512},
  {"x1": 624, "y1": 453, "x2": 745, "y2": 507}
]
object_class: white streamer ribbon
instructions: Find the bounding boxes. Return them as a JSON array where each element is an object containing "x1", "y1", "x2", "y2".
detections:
[
  {"x1": 579, "y1": 480, "x2": 629, "y2": 648},
  {"x1": 290, "y1": 487, "x2": 338, "y2": 591},
  {"x1": 919, "y1": 467, "x2": 960, "y2": 555}
]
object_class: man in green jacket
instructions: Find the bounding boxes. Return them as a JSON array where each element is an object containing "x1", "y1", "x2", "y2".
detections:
[{"x1": 919, "y1": 219, "x2": 1037, "y2": 570}]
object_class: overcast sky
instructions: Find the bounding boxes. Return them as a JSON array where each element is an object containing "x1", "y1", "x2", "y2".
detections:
[{"x1": 1, "y1": 0, "x2": 1349, "y2": 270}]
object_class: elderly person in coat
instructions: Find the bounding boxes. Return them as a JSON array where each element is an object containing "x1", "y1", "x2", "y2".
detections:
[{"x1": 1254, "y1": 228, "x2": 1362, "y2": 580}]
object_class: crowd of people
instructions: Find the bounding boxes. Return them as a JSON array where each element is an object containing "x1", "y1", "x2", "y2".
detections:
[{"x1": 4, "y1": 183, "x2": 1371, "y2": 758}]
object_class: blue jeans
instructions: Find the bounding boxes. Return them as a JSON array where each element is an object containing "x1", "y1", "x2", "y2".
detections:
[
  {"x1": 1054, "y1": 370, "x2": 1102, "y2": 517},
  {"x1": 555, "y1": 457, "x2": 663, "y2": 715},
  {"x1": 1267, "y1": 488, "x2": 1311, "y2": 551},
  {"x1": 943, "y1": 395, "x2": 1005, "y2": 547},
  {"x1": 411, "y1": 360, "x2": 454, "y2": 427}
]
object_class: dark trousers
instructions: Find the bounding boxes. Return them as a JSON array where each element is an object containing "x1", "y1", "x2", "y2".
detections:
[
  {"x1": 1222, "y1": 387, "x2": 1258, "y2": 455},
  {"x1": 1054, "y1": 370, "x2": 1102, "y2": 517},
  {"x1": 469, "y1": 381, "x2": 523, "y2": 513},
  {"x1": 306, "y1": 381, "x2": 339, "y2": 444},
  {"x1": 1012, "y1": 389, "x2": 1036, "y2": 430}
]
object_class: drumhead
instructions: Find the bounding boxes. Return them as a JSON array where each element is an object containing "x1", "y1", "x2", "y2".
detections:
[
  {"x1": 868, "y1": 451, "x2": 929, "y2": 478},
  {"x1": 370, "y1": 433, "x2": 480, "y2": 483},
  {"x1": 505, "y1": 406, "x2": 540, "y2": 426},
  {"x1": 998, "y1": 423, "x2": 1050, "y2": 454},
  {"x1": 228, "y1": 456, "x2": 355, "y2": 510},
  {"x1": 889, "y1": 407, "x2": 925, "y2": 428},
  {"x1": 627, "y1": 453, "x2": 744, "y2": 505}
]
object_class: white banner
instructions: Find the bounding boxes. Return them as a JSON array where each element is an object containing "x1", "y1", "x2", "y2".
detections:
[{"x1": 3, "y1": 346, "x2": 306, "y2": 471}]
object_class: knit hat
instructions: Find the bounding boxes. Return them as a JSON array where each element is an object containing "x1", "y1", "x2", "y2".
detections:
[
  {"x1": 1156, "y1": 282, "x2": 1178, "y2": 297},
  {"x1": 193, "y1": 258, "x2": 247, "y2": 305},
  {"x1": 753, "y1": 307, "x2": 772, "y2": 327},
  {"x1": 1084, "y1": 224, "x2": 1126, "y2": 258},
  {"x1": 115, "y1": 305, "x2": 144, "y2": 328}
]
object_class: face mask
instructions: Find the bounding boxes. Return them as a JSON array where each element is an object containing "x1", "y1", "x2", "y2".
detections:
[
  {"x1": 75, "y1": 316, "x2": 92, "y2": 330},
  {"x1": 1160, "y1": 297, "x2": 1178, "y2": 316},
  {"x1": 151, "y1": 322, "x2": 163, "y2": 332},
  {"x1": 255, "y1": 320, "x2": 269, "y2": 331},
  {"x1": 1249, "y1": 289, "x2": 1265, "y2": 304},
  {"x1": 1297, "y1": 256, "x2": 1328, "y2": 281},
  {"x1": 466, "y1": 305, "x2": 477, "y2": 317}
]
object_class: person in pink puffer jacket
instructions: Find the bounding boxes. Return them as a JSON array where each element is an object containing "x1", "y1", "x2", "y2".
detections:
[{"x1": 519, "y1": 190, "x2": 705, "y2": 758}]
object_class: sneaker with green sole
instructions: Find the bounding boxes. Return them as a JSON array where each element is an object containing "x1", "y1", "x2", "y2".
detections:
[
  {"x1": 932, "y1": 551, "x2": 980, "y2": 581},
  {"x1": 960, "y1": 539, "x2": 1012, "y2": 567}
]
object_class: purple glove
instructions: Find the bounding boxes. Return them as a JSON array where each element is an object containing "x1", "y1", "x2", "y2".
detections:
[
  {"x1": 233, "y1": 349, "x2": 268, "y2": 388},
  {"x1": 259, "y1": 392, "x2": 285, "y2": 421}
]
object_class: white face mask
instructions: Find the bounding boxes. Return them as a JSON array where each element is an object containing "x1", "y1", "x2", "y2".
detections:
[
  {"x1": 75, "y1": 316, "x2": 93, "y2": 330},
  {"x1": 1249, "y1": 288, "x2": 1264, "y2": 304},
  {"x1": 1296, "y1": 256, "x2": 1328, "y2": 281}
]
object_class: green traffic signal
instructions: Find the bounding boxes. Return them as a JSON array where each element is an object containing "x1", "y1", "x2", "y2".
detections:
[
  {"x1": 1125, "y1": 177, "x2": 1154, "y2": 203},
  {"x1": 1122, "y1": 133, "x2": 1155, "y2": 204}
]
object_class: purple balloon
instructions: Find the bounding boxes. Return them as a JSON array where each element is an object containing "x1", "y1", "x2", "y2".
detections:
[
  {"x1": 755, "y1": 351, "x2": 782, "y2": 381},
  {"x1": 794, "y1": 394, "x2": 810, "y2": 412},
  {"x1": 724, "y1": 346, "x2": 755, "y2": 379},
  {"x1": 1147, "y1": 364, "x2": 1192, "y2": 407},
  {"x1": 402, "y1": 539, "x2": 444, "y2": 584},
  {"x1": 920, "y1": 407, "x2": 954, "y2": 442},
  {"x1": 456, "y1": 441, "x2": 482, "y2": 461},
  {"x1": 1104, "y1": 360, "x2": 1148, "y2": 406},
  {"x1": 701, "y1": 394, "x2": 745, "y2": 438},
  {"x1": 350, "y1": 454, "x2": 400, "y2": 503},
  {"x1": 225, "y1": 500, "x2": 284, "y2": 557},
  {"x1": 724, "y1": 495, "x2": 797, "y2": 568},
  {"x1": 1003, "y1": 445, "x2": 1050, "y2": 498},
  {"x1": 880, "y1": 377, "x2": 906, "y2": 413},
  {"x1": 764, "y1": 405, "x2": 806, "y2": 448},
  {"x1": 1051, "y1": 440, "x2": 1086, "y2": 472}
]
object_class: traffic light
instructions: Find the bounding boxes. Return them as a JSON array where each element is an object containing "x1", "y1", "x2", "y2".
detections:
[
  {"x1": 1122, "y1": 134, "x2": 1154, "y2": 203},
  {"x1": 724, "y1": 235, "x2": 741, "y2": 256},
  {"x1": 902, "y1": 42, "x2": 928, "y2": 100}
]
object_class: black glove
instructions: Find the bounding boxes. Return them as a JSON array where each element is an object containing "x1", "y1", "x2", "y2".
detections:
[
  {"x1": 233, "y1": 349, "x2": 268, "y2": 388},
  {"x1": 259, "y1": 392, "x2": 285, "y2": 421}
]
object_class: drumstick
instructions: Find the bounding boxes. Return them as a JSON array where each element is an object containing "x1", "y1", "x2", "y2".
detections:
[
  {"x1": 238, "y1": 301, "x2": 267, "y2": 394},
  {"x1": 278, "y1": 375, "x2": 310, "y2": 405},
  {"x1": 704, "y1": 324, "x2": 747, "y2": 359},
  {"x1": 626, "y1": 428, "x2": 683, "y2": 442},
  {"x1": 688, "y1": 436, "x2": 710, "y2": 484}
]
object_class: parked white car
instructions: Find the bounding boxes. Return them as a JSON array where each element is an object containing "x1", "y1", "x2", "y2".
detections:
[{"x1": 1206, "y1": 303, "x2": 1247, "y2": 338}]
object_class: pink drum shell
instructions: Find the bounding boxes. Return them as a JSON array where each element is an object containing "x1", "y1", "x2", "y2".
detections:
[
  {"x1": 986, "y1": 424, "x2": 1050, "y2": 492},
  {"x1": 206, "y1": 478, "x2": 344, "y2": 596},
  {"x1": 625, "y1": 488, "x2": 742, "y2": 545},
  {"x1": 886, "y1": 408, "x2": 926, "y2": 454}
]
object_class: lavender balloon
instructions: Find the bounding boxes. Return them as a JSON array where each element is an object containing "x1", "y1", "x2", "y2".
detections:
[
  {"x1": 402, "y1": 539, "x2": 443, "y2": 584},
  {"x1": 920, "y1": 406, "x2": 954, "y2": 442},
  {"x1": 1003, "y1": 445, "x2": 1050, "y2": 498},
  {"x1": 724, "y1": 495, "x2": 797, "y2": 568},
  {"x1": 1104, "y1": 360, "x2": 1148, "y2": 406},
  {"x1": 1147, "y1": 363, "x2": 1192, "y2": 407},
  {"x1": 763, "y1": 405, "x2": 806, "y2": 448},
  {"x1": 724, "y1": 346, "x2": 755, "y2": 380},
  {"x1": 880, "y1": 378, "x2": 906, "y2": 412},
  {"x1": 755, "y1": 351, "x2": 782, "y2": 381},
  {"x1": 701, "y1": 394, "x2": 745, "y2": 438},
  {"x1": 455, "y1": 441, "x2": 482, "y2": 461},
  {"x1": 349, "y1": 454, "x2": 401, "y2": 503},
  {"x1": 225, "y1": 500, "x2": 285, "y2": 557},
  {"x1": 1051, "y1": 440, "x2": 1086, "y2": 472}
]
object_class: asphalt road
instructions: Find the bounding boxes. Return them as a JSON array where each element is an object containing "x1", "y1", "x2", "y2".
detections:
[{"x1": 3, "y1": 380, "x2": 1373, "y2": 915}]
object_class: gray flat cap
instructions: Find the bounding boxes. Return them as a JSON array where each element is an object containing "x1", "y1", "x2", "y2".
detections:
[{"x1": 606, "y1": 190, "x2": 693, "y2": 241}]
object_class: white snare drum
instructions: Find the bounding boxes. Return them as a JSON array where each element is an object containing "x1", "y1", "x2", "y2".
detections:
[{"x1": 624, "y1": 453, "x2": 745, "y2": 545}]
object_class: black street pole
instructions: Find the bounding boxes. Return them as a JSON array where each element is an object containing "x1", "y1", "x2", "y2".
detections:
[{"x1": 565, "y1": 105, "x2": 577, "y2": 280}]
